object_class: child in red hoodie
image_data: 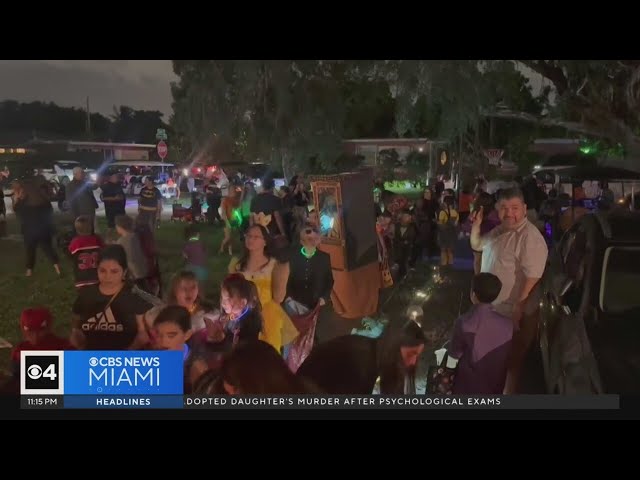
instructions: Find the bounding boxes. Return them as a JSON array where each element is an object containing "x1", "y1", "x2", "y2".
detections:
[{"x1": 10, "y1": 307, "x2": 74, "y2": 381}]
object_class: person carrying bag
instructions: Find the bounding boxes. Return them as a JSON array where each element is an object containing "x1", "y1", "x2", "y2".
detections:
[{"x1": 427, "y1": 347, "x2": 459, "y2": 395}]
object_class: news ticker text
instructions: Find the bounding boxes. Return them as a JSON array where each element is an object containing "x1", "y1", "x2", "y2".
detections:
[{"x1": 20, "y1": 394, "x2": 620, "y2": 410}]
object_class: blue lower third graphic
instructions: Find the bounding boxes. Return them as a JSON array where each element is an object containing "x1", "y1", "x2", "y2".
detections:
[
  {"x1": 64, "y1": 351, "x2": 183, "y2": 395},
  {"x1": 64, "y1": 395, "x2": 183, "y2": 409}
]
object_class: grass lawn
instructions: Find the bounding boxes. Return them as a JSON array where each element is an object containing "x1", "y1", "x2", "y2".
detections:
[
  {"x1": 384, "y1": 186, "x2": 423, "y2": 198},
  {"x1": 0, "y1": 214, "x2": 232, "y2": 372}
]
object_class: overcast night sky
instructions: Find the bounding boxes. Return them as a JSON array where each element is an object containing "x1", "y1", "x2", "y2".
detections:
[
  {"x1": 0, "y1": 60, "x2": 178, "y2": 118},
  {"x1": 0, "y1": 60, "x2": 545, "y2": 121}
]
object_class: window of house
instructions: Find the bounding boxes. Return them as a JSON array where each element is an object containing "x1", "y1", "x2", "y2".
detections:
[{"x1": 356, "y1": 145, "x2": 378, "y2": 166}]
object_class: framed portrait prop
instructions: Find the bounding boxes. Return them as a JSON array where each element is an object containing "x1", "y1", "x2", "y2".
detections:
[{"x1": 310, "y1": 170, "x2": 378, "y2": 272}]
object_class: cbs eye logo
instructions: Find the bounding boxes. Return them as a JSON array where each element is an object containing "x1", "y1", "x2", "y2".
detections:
[
  {"x1": 21, "y1": 351, "x2": 64, "y2": 394},
  {"x1": 27, "y1": 363, "x2": 56, "y2": 381}
]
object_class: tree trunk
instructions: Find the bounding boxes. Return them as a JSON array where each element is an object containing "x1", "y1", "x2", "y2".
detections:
[
  {"x1": 263, "y1": 63, "x2": 269, "y2": 118},
  {"x1": 458, "y1": 134, "x2": 463, "y2": 190},
  {"x1": 474, "y1": 120, "x2": 483, "y2": 172},
  {"x1": 489, "y1": 117, "x2": 495, "y2": 146},
  {"x1": 281, "y1": 148, "x2": 291, "y2": 182},
  {"x1": 429, "y1": 144, "x2": 434, "y2": 181}
]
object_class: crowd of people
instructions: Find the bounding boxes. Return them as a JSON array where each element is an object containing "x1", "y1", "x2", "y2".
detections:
[
  {"x1": 371, "y1": 171, "x2": 638, "y2": 394},
  {"x1": 372, "y1": 175, "x2": 552, "y2": 394},
  {"x1": 6, "y1": 163, "x2": 625, "y2": 397},
  {"x1": 374, "y1": 177, "x2": 468, "y2": 280},
  {"x1": 3, "y1": 168, "x2": 437, "y2": 396}
]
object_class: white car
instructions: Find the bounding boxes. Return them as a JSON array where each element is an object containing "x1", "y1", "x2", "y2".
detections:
[
  {"x1": 42, "y1": 161, "x2": 98, "y2": 185},
  {"x1": 108, "y1": 161, "x2": 178, "y2": 200}
]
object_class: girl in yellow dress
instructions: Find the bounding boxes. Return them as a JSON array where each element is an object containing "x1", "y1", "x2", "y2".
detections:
[{"x1": 228, "y1": 224, "x2": 297, "y2": 353}]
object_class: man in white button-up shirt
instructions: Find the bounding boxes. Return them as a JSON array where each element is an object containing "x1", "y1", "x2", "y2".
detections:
[{"x1": 470, "y1": 187, "x2": 548, "y2": 393}]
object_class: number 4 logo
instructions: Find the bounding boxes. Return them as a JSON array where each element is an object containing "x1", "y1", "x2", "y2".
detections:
[
  {"x1": 42, "y1": 364, "x2": 57, "y2": 381},
  {"x1": 20, "y1": 351, "x2": 65, "y2": 395}
]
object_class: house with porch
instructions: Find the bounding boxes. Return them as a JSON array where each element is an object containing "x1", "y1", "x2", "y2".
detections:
[{"x1": 342, "y1": 138, "x2": 451, "y2": 178}]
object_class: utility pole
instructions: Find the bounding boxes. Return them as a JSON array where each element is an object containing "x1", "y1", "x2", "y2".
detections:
[
  {"x1": 458, "y1": 134, "x2": 463, "y2": 191},
  {"x1": 428, "y1": 142, "x2": 434, "y2": 184},
  {"x1": 86, "y1": 96, "x2": 91, "y2": 137}
]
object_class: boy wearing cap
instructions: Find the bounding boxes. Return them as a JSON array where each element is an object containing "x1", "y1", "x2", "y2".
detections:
[{"x1": 10, "y1": 307, "x2": 74, "y2": 380}]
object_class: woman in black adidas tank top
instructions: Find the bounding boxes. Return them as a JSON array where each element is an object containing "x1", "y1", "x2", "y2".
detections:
[{"x1": 70, "y1": 245, "x2": 155, "y2": 350}]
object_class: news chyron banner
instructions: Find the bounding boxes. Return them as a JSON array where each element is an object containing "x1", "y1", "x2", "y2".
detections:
[
  {"x1": 20, "y1": 350, "x2": 184, "y2": 409},
  {"x1": 20, "y1": 350, "x2": 621, "y2": 410}
]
